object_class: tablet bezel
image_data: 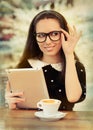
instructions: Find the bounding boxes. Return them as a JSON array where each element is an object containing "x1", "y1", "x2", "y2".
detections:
[{"x1": 6, "y1": 68, "x2": 49, "y2": 109}]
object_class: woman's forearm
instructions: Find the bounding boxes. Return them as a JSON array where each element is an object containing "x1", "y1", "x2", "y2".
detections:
[{"x1": 65, "y1": 54, "x2": 82, "y2": 102}]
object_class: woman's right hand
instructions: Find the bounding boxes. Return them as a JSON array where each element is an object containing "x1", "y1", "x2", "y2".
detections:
[{"x1": 5, "y1": 91, "x2": 25, "y2": 110}]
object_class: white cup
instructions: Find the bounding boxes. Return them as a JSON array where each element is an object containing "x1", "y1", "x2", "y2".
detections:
[{"x1": 37, "y1": 99, "x2": 61, "y2": 116}]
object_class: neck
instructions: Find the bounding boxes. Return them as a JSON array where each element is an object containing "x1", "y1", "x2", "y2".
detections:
[{"x1": 41, "y1": 55, "x2": 62, "y2": 64}]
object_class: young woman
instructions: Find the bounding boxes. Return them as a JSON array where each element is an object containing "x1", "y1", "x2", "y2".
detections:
[{"x1": 5, "y1": 10, "x2": 86, "y2": 110}]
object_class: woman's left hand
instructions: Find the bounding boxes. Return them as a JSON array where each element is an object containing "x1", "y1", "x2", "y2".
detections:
[{"x1": 61, "y1": 25, "x2": 82, "y2": 57}]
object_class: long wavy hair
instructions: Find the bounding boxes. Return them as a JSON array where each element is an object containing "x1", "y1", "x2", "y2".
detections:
[{"x1": 17, "y1": 10, "x2": 79, "y2": 77}]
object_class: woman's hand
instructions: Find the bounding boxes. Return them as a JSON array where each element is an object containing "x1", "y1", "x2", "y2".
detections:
[
  {"x1": 5, "y1": 91, "x2": 25, "y2": 109},
  {"x1": 61, "y1": 25, "x2": 82, "y2": 57}
]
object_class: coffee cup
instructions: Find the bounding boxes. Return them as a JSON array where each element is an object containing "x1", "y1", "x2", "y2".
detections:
[{"x1": 37, "y1": 99, "x2": 61, "y2": 116}]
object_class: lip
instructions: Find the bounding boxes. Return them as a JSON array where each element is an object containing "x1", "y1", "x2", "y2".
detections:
[{"x1": 44, "y1": 46, "x2": 55, "y2": 51}]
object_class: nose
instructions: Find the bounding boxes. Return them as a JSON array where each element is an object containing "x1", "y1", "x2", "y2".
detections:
[{"x1": 45, "y1": 36, "x2": 51, "y2": 44}]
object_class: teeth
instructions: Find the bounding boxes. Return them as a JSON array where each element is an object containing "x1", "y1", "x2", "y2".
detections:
[
  {"x1": 46, "y1": 47, "x2": 53, "y2": 51},
  {"x1": 45, "y1": 46, "x2": 55, "y2": 51}
]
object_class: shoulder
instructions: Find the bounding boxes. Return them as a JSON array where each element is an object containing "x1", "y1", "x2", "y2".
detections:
[
  {"x1": 75, "y1": 60, "x2": 86, "y2": 83},
  {"x1": 75, "y1": 61, "x2": 86, "y2": 73}
]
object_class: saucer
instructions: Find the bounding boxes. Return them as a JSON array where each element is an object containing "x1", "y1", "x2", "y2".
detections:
[{"x1": 34, "y1": 111, "x2": 67, "y2": 121}]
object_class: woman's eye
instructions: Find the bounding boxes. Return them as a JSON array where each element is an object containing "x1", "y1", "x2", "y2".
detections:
[
  {"x1": 37, "y1": 33, "x2": 45, "y2": 38},
  {"x1": 51, "y1": 32, "x2": 59, "y2": 36}
]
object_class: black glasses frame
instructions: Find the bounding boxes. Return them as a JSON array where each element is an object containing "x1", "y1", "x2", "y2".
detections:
[{"x1": 35, "y1": 31, "x2": 62, "y2": 43}]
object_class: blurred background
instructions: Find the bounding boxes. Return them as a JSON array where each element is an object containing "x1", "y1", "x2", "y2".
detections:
[{"x1": 0, "y1": 0, "x2": 93, "y2": 111}]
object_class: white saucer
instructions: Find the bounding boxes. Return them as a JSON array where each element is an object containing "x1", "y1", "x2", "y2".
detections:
[{"x1": 34, "y1": 111, "x2": 67, "y2": 121}]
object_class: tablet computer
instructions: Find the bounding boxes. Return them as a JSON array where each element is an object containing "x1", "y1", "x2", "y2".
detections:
[{"x1": 6, "y1": 68, "x2": 49, "y2": 109}]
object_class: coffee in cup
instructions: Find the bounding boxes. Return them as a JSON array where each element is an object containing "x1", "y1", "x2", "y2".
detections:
[{"x1": 37, "y1": 99, "x2": 61, "y2": 116}]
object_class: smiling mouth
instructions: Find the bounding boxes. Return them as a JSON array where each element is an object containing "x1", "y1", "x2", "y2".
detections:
[{"x1": 44, "y1": 46, "x2": 55, "y2": 51}]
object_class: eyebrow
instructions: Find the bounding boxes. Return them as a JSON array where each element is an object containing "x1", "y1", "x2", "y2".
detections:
[{"x1": 36, "y1": 30, "x2": 62, "y2": 34}]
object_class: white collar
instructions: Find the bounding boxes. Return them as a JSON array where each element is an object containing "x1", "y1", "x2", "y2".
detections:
[{"x1": 28, "y1": 59, "x2": 62, "y2": 71}]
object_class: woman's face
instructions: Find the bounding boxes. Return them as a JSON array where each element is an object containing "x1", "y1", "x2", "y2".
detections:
[{"x1": 35, "y1": 18, "x2": 62, "y2": 59}]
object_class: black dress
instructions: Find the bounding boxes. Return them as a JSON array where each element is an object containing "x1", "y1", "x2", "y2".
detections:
[{"x1": 17, "y1": 59, "x2": 86, "y2": 111}]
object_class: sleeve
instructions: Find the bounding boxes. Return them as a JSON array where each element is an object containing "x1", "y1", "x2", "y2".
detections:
[{"x1": 75, "y1": 61, "x2": 86, "y2": 103}]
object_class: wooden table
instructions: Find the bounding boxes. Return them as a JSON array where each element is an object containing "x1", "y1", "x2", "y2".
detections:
[{"x1": 0, "y1": 107, "x2": 93, "y2": 130}]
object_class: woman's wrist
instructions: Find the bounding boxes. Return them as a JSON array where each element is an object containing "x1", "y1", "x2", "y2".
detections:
[{"x1": 65, "y1": 53, "x2": 75, "y2": 62}]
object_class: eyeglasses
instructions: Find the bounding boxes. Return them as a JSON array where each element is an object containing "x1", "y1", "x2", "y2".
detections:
[{"x1": 35, "y1": 31, "x2": 62, "y2": 43}]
